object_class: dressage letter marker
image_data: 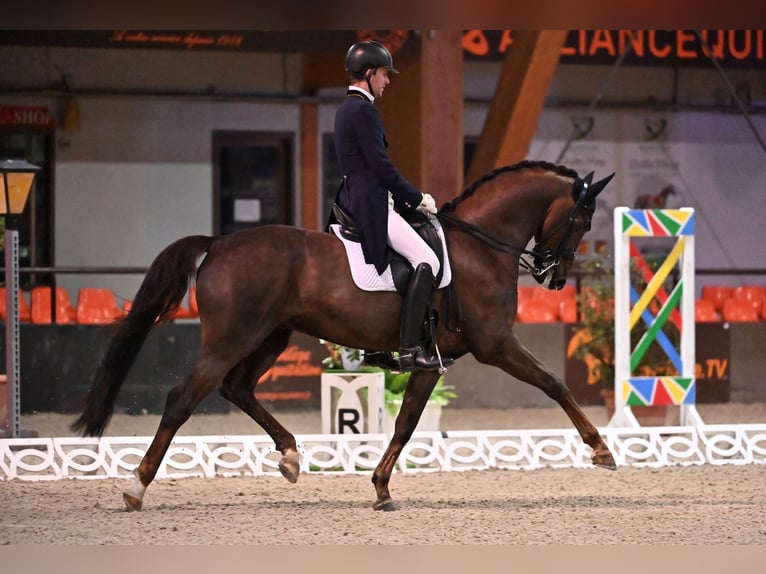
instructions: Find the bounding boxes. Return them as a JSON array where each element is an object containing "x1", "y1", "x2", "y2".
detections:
[{"x1": 320, "y1": 371, "x2": 385, "y2": 434}]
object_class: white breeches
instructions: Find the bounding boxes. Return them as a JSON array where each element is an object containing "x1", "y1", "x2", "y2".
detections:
[{"x1": 387, "y1": 205, "x2": 440, "y2": 276}]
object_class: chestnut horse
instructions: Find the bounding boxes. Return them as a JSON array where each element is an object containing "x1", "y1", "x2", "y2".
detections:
[{"x1": 72, "y1": 160, "x2": 616, "y2": 511}]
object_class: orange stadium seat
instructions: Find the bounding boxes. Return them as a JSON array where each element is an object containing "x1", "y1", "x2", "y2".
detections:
[
  {"x1": 31, "y1": 286, "x2": 77, "y2": 324},
  {"x1": 722, "y1": 298, "x2": 759, "y2": 322},
  {"x1": 170, "y1": 301, "x2": 194, "y2": 319},
  {"x1": 517, "y1": 299, "x2": 557, "y2": 323},
  {"x1": 695, "y1": 299, "x2": 720, "y2": 323},
  {"x1": 701, "y1": 285, "x2": 732, "y2": 313},
  {"x1": 731, "y1": 285, "x2": 765, "y2": 314},
  {"x1": 0, "y1": 287, "x2": 32, "y2": 322},
  {"x1": 516, "y1": 285, "x2": 535, "y2": 304},
  {"x1": 188, "y1": 285, "x2": 198, "y2": 316},
  {"x1": 558, "y1": 298, "x2": 579, "y2": 323},
  {"x1": 532, "y1": 284, "x2": 577, "y2": 307},
  {"x1": 76, "y1": 288, "x2": 123, "y2": 324}
]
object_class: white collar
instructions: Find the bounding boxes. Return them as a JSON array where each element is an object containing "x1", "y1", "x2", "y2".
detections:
[{"x1": 348, "y1": 85, "x2": 374, "y2": 103}]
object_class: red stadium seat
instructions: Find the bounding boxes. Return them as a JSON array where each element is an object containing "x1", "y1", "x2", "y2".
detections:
[
  {"x1": 516, "y1": 285, "x2": 535, "y2": 304},
  {"x1": 722, "y1": 298, "x2": 759, "y2": 322},
  {"x1": 31, "y1": 286, "x2": 77, "y2": 324},
  {"x1": 0, "y1": 288, "x2": 32, "y2": 322},
  {"x1": 695, "y1": 299, "x2": 720, "y2": 322},
  {"x1": 701, "y1": 285, "x2": 732, "y2": 313},
  {"x1": 559, "y1": 298, "x2": 578, "y2": 323},
  {"x1": 76, "y1": 288, "x2": 123, "y2": 324},
  {"x1": 517, "y1": 299, "x2": 557, "y2": 323},
  {"x1": 731, "y1": 285, "x2": 764, "y2": 314},
  {"x1": 170, "y1": 302, "x2": 194, "y2": 319},
  {"x1": 188, "y1": 286, "x2": 198, "y2": 316},
  {"x1": 532, "y1": 284, "x2": 577, "y2": 307}
]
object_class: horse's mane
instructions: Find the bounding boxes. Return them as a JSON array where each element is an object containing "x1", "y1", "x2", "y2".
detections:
[{"x1": 441, "y1": 160, "x2": 579, "y2": 213}]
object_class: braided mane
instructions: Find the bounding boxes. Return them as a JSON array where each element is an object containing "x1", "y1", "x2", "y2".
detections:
[{"x1": 441, "y1": 160, "x2": 579, "y2": 213}]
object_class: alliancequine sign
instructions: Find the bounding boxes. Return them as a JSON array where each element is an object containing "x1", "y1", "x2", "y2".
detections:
[{"x1": 0, "y1": 30, "x2": 763, "y2": 69}]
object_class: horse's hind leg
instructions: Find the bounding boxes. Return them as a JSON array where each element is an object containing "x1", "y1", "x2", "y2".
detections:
[
  {"x1": 219, "y1": 327, "x2": 301, "y2": 483},
  {"x1": 481, "y1": 334, "x2": 616, "y2": 470},
  {"x1": 123, "y1": 353, "x2": 232, "y2": 511}
]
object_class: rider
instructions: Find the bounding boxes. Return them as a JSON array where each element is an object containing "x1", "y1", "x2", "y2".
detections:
[{"x1": 331, "y1": 40, "x2": 453, "y2": 372}]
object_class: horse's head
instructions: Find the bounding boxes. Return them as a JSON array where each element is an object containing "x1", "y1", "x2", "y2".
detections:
[{"x1": 531, "y1": 171, "x2": 614, "y2": 290}]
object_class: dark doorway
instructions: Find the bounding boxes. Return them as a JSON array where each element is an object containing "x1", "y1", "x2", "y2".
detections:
[{"x1": 213, "y1": 131, "x2": 294, "y2": 235}]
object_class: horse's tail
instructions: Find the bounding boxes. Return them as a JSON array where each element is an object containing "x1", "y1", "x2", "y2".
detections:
[{"x1": 71, "y1": 235, "x2": 214, "y2": 437}]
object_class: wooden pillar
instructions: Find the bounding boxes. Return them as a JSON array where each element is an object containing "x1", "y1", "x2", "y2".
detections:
[
  {"x1": 421, "y1": 30, "x2": 464, "y2": 204},
  {"x1": 377, "y1": 51, "x2": 422, "y2": 189},
  {"x1": 299, "y1": 100, "x2": 319, "y2": 230},
  {"x1": 466, "y1": 30, "x2": 566, "y2": 184}
]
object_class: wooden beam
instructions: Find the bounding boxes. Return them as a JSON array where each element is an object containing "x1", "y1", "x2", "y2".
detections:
[
  {"x1": 466, "y1": 30, "x2": 566, "y2": 184},
  {"x1": 299, "y1": 100, "x2": 319, "y2": 230},
  {"x1": 421, "y1": 30, "x2": 464, "y2": 205},
  {"x1": 301, "y1": 52, "x2": 348, "y2": 94}
]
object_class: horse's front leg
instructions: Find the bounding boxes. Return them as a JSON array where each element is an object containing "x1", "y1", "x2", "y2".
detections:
[
  {"x1": 477, "y1": 332, "x2": 616, "y2": 470},
  {"x1": 372, "y1": 370, "x2": 440, "y2": 511}
]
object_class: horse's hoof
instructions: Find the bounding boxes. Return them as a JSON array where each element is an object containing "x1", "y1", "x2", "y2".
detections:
[
  {"x1": 372, "y1": 497, "x2": 397, "y2": 511},
  {"x1": 278, "y1": 449, "x2": 300, "y2": 484},
  {"x1": 592, "y1": 448, "x2": 617, "y2": 470},
  {"x1": 122, "y1": 492, "x2": 143, "y2": 512}
]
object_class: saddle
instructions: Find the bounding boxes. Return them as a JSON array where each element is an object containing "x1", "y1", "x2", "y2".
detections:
[{"x1": 331, "y1": 203, "x2": 445, "y2": 296}]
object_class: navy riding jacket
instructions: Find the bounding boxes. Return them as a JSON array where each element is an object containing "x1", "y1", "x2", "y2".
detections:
[{"x1": 333, "y1": 89, "x2": 423, "y2": 274}]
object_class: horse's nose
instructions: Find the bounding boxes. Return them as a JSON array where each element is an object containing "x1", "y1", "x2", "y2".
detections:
[{"x1": 550, "y1": 277, "x2": 566, "y2": 290}]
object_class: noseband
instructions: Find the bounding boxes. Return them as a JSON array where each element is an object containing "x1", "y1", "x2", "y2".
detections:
[{"x1": 438, "y1": 183, "x2": 592, "y2": 278}]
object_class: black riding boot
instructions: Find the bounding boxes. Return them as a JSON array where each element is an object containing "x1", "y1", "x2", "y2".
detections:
[{"x1": 397, "y1": 263, "x2": 454, "y2": 372}]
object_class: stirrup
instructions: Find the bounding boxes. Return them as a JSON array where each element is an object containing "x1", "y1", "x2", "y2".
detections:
[
  {"x1": 397, "y1": 348, "x2": 453, "y2": 374},
  {"x1": 363, "y1": 351, "x2": 401, "y2": 371}
]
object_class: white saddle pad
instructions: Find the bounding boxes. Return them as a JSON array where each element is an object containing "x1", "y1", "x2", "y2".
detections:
[{"x1": 329, "y1": 217, "x2": 452, "y2": 292}]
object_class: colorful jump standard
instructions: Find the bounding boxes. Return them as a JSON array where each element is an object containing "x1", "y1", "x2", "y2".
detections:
[{"x1": 610, "y1": 207, "x2": 703, "y2": 427}]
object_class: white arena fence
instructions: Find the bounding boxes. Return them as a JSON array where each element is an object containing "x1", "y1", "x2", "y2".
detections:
[{"x1": 2, "y1": 424, "x2": 766, "y2": 481}]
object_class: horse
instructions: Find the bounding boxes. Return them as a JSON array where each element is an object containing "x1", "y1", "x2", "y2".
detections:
[
  {"x1": 72, "y1": 160, "x2": 617, "y2": 512},
  {"x1": 634, "y1": 184, "x2": 675, "y2": 209}
]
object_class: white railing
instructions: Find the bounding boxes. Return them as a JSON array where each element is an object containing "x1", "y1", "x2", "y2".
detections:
[{"x1": 2, "y1": 425, "x2": 765, "y2": 481}]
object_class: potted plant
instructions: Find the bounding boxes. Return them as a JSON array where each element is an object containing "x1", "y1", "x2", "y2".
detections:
[
  {"x1": 570, "y1": 251, "x2": 679, "y2": 423},
  {"x1": 320, "y1": 341, "x2": 456, "y2": 432},
  {"x1": 380, "y1": 368, "x2": 456, "y2": 434}
]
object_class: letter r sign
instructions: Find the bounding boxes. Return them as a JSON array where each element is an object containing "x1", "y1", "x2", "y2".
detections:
[{"x1": 337, "y1": 408, "x2": 361, "y2": 434}]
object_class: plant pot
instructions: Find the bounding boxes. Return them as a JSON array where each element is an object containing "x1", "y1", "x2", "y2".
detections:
[
  {"x1": 600, "y1": 387, "x2": 668, "y2": 426},
  {"x1": 340, "y1": 348, "x2": 365, "y2": 371},
  {"x1": 383, "y1": 400, "x2": 443, "y2": 435}
]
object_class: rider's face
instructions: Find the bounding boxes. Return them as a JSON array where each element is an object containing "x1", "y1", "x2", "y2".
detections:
[{"x1": 368, "y1": 68, "x2": 390, "y2": 99}]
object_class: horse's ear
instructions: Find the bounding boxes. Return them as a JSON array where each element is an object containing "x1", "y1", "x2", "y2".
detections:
[
  {"x1": 586, "y1": 172, "x2": 615, "y2": 200},
  {"x1": 573, "y1": 171, "x2": 595, "y2": 200}
]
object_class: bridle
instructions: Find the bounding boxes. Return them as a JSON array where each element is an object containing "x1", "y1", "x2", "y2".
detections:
[{"x1": 437, "y1": 183, "x2": 593, "y2": 280}]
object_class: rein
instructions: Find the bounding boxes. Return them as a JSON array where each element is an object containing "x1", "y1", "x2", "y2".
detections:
[
  {"x1": 437, "y1": 212, "x2": 544, "y2": 276},
  {"x1": 437, "y1": 183, "x2": 590, "y2": 278}
]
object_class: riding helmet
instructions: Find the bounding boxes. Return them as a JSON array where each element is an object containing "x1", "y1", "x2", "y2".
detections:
[{"x1": 344, "y1": 41, "x2": 399, "y2": 77}]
